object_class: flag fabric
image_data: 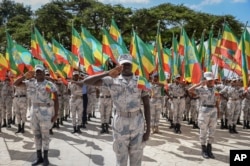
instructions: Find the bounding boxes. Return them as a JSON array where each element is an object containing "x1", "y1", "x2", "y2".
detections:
[
  {"x1": 72, "y1": 27, "x2": 84, "y2": 66},
  {"x1": 181, "y1": 28, "x2": 202, "y2": 83},
  {"x1": 171, "y1": 34, "x2": 181, "y2": 78},
  {"x1": 235, "y1": 29, "x2": 250, "y2": 89},
  {"x1": 0, "y1": 53, "x2": 10, "y2": 70},
  {"x1": 102, "y1": 27, "x2": 128, "y2": 64},
  {"x1": 15, "y1": 44, "x2": 34, "y2": 70},
  {"x1": 0, "y1": 66, "x2": 7, "y2": 80},
  {"x1": 52, "y1": 38, "x2": 69, "y2": 64},
  {"x1": 204, "y1": 28, "x2": 213, "y2": 72},
  {"x1": 109, "y1": 18, "x2": 128, "y2": 53},
  {"x1": 31, "y1": 32, "x2": 42, "y2": 60},
  {"x1": 155, "y1": 22, "x2": 167, "y2": 85}
]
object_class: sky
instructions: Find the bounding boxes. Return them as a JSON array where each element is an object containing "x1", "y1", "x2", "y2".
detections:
[{"x1": 14, "y1": 0, "x2": 249, "y2": 25}]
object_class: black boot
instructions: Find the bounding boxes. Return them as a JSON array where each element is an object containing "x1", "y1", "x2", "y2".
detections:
[
  {"x1": 207, "y1": 143, "x2": 215, "y2": 159},
  {"x1": 183, "y1": 115, "x2": 187, "y2": 121},
  {"x1": 229, "y1": 125, "x2": 234, "y2": 133},
  {"x1": 43, "y1": 150, "x2": 49, "y2": 166},
  {"x1": 60, "y1": 118, "x2": 63, "y2": 125},
  {"x1": 49, "y1": 128, "x2": 53, "y2": 135},
  {"x1": 0, "y1": 123, "x2": 1, "y2": 133},
  {"x1": 243, "y1": 120, "x2": 247, "y2": 129},
  {"x1": 105, "y1": 123, "x2": 109, "y2": 134},
  {"x1": 32, "y1": 150, "x2": 44, "y2": 166},
  {"x1": 52, "y1": 122, "x2": 56, "y2": 128},
  {"x1": 21, "y1": 123, "x2": 25, "y2": 133},
  {"x1": 64, "y1": 115, "x2": 68, "y2": 121},
  {"x1": 232, "y1": 124, "x2": 238, "y2": 134},
  {"x1": 109, "y1": 117, "x2": 112, "y2": 125},
  {"x1": 201, "y1": 145, "x2": 209, "y2": 159},
  {"x1": 237, "y1": 118, "x2": 242, "y2": 125},
  {"x1": 2, "y1": 119, "x2": 6, "y2": 127},
  {"x1": 82, "y1": 123, "x2": 86, "y2": 128},
  {"x1": 77, "y1": 125, "x2": 82, "y2": 133},
  {"x1": 247, "y1": 121, "x2": 250, "y2": 129},
  {"x1": 193, "y1": 122, "x2": 199, "y2": 129},
  {"x1": 12, "y1": 116, "x2": 15, "y2": 125},
  {"x1": 56, "y1": 119, "x2": 60, "y2": 128},
  {"x1": 15, "y1": 124, "x2": 22, "y2": 133},
  {"x1": 224, "y1": 119, "x2": 228, "y2": 129},
  {"x1": 220, "y1": 119, "x2": 224, "y2": 129},
  {"x1": 100, "y1": 123, "x2": 105, "y2": 134},
  {"x1": 92, "y1": 111, "x2": 96, "y2": 118},
  {"x1": 71, "y1": 126, "x2": 77, "y2": 134},
  {"x1": 88, "y1": 113, "x2": 92, "y2": 121},
  {"x1": 175, "y1": 123, "x2": 181, "y2": 134},
  {"x1": 169, "y1": 120, "x2": 174, "y2": 129},
  {"x1": 188, "y1": 118, "x2": 193, "y2": 125},
  {"x1": 7, "y1": 119, "x2": 11, "y2": 128}
]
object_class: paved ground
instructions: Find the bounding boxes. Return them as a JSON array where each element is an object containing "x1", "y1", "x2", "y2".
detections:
[{"x1": 0, "y1": 112, "x2": 250, "y2": 166}]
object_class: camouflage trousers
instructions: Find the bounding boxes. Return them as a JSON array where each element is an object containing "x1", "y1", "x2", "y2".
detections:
[
  {"x1": 198, "y1": 106, "x2": 217, "y2": 145},
  {"x1": 219, "y1": 99, "x2": 228, "y2": 119},
  {"x1": 70, "y1": 97, "x2": 83, "y2": 126},
  {"x1": 227, "y1": 99, "x2": 241, "y2": 125},
  {"x1": 13, "y1": 97, "x2": 27, "y2": 124},
  {"x1": 150, "y1": 101, "x2": 161, "y2": 127},
  {"x1": 113, "y1": 113, "x2": 146, "y2": 166},
  {"x1": 171, "y1": 98, "x2": 185, "y2": 124},
  {"x1": 58, "y1": 96, "x2": 64, "y2": 118},
  {"x1": 189, "y1": 99, "x2": 199, "y2": 123},
  {"x1": 241, "y1": 99, "x2": 250, "y2": 121},
  {"x1": 30, "y1": 105, "x2": 53, "y2": 150},
  {"x1": 184, "y1": 97, "x2": 191, "y2": 118},
  {"x1": 63, "y1": 96, "x2": 70, "y2": 117},
  {"x1": 0, "y1": 101, "x2": 3, "y2": 124},
  {"x1": 87, "y1": 93, "x2": 96, "y2": 114},
  {"x1": 99, "y1": 98, "x2": 112, "y2": 123},
  {"x1": 1, "y1": 97, "x2": 13, "y2": 120},
  {"x1": 166, "y1": 99, "x2": 173, "y2": 120}
]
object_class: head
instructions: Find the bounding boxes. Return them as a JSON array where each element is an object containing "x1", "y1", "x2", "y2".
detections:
[
  {"x1": 35, "y1": 64, "x2": 45, "y2": 82},
  {"x1": 204, "y1": 72, "x2": 214, "y2": 87},
  {"x1": 118, "y1": 54, "x2": 133, "y2": 76},
  {"x1": 72, "y1": 71, "x2": 79, "y2": 81},
  {"x1": 174, "y1": 74, "x2": 181, "y2": 84}
]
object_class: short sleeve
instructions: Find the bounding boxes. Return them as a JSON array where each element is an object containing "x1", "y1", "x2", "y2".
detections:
[{"x1": 48, "y1": 81, "x2": 57, "y2": 93}]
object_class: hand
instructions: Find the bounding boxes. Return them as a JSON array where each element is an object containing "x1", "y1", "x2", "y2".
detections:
[
  {"x1": 24, "y1": 71, "x2": 35, "y2": 79},
  {"x1": 143, "y1": 130, "x2": 150, "y2": 142},
  {"x1": 108, "y1": 65, "x2": 123, "y2": 78},
  {"x1": 51, "y1": 114, "x2": 58, "y2": 123}
]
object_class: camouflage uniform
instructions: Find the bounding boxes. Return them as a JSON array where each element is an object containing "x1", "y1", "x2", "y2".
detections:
[
  {"x1": 0, "y1": 82, "x2": 3, "y2": 129},
  {"x1": 25, "y1": 78, "x2": 36, "y2": 117},
  {"x1": 102, "y1": 75, "x2": 148, "y2": 166},
  {"x1": 62, "y1": 84, "x2": 70, "y2": 119},
  {"x1": 25, "y1": 79, "x2": 57, "y2": 150},
  {"x1": 195, "y1": 86, "x2": 218, "y2": 142},
  {"x1": 98, "y1": 86, "x2": 112, "y2": 133},
  {"x1": 150, "y1": 84, "x2": 162, "y2": 133},
  {"x1": 1, "y1": 80, "x2": 14, "y2": 127},
  {"x1": 87, "y1": 86, "x2": 97, "y2": 119},
  {"x1": 13, "y1": 83, "x2": 27, "y2": 132},
  {"x1": 68, "y1": 82, "x2": 83, "y2": 130},
  {"x1": 55, "y1": 81, "x2": 64, "y2": 126},
  {"x1": 168, "y1": 82, "x2": 186, "y2": 133},
  {"x1": 189, "y1": 92, "x2": 200, "y2": 128},
  {"x1": 220, "y1": 85, "x2": 243, "y2": 133},
  {"x1": 241, "y1": 87, "x2": 250, "y2": 129},
  {"x1": 184, "y1": 84, "x2": 191, "y2": 121}
]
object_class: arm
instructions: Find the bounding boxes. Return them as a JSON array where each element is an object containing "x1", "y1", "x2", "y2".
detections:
[
  {"x1": 142, "y1": 95, "x2": 150, "y2": 142},
  {"x1": 13, "y1": 71, "x2": 35, "y2": 86},
  {"x1": 188, "y1": 81, "x2": 203, "y2": 94}
]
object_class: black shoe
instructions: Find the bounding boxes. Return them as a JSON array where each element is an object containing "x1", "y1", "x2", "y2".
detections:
[
  {"x1": 232, "y1": 124, "x2": 238, "y2": 134},
  {"x1": 247, "y1": 121, "x2": 250, "y2": 129},
  {"x1": 201, "y1": 145, "x2": 209, "y2": 159},
  {"x1": 43, "y1": 150, "x2": 49, "y2": 166},
  {"x1": 224, "y1": 119, "x2": 228, "y2": 129},
  {"x1": 49, "y1": 129, "x2": 53, "y2": 135},
  {"x1": 237, "y1": 119, "x2": 242, "y2": 125},
  {"x1": 229, "y1": 125, "x2": 234, "y2": 133},
  {"x1": 207, "y1": 143, "x2": 215, "y2": 159},
  {"x1": 21, "y1": 123, "x2": 25, "y2": 133},
  {"x1": 32, "y1": 150, "x2": 44, "y2": 166},
  {"x1": 71, "y1": 126, "x2": 77, "y2": 134},
  {"x1": 82, "y1": 124, "x2": 86, "y2": 128},
  {"x1": 2, "y1": 119, "x2": 7, "y2": 127},
  {"x1": 105, "y1": 123, "x2": 109, "y2": 134},
  {"x1": 7, "y1": 119, "x2": 11, "y2": 128},
  {"x1": 175, "y1": 123, "x2": 181, "y2": 134},
  {"x1": 12, "y1": 116, "x2": 15, "y2": 125},
  {"x1": 243, "y1": 120, "x2": 247, "y2": 129},
  {"x1": 77, "y1": 126, "x2": 82, "y2": 133},
  {"x1": 15, "y1": 124, "x2": 22, "y2": 133},
  {"x1": 100, "y1": 123, "x2": 105, "y2": 134},
  {"x1": 220, "y1": 119, "x2": 224, "y2": 129},
  {"x1": 60, "y1": 118, "x2": 63, "y2": 125}
]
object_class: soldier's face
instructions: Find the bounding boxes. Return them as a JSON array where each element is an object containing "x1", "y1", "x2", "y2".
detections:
[
  {"x1": 73, "y1": 75, "x2": 79, "y2": 81},
  {"x1": 207, "y1": 80, "x2": 214, "y2": 87},
  {"x1": 35, "y1": 70, "x2": 45, "y2": 81},
  {"x1": 121, "y1": 63, "x2": 132, "y2": 76}
]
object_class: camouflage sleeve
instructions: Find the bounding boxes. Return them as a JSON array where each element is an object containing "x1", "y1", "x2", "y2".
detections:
[
  {"x1": 194, "y1": 86, "x2": 203, "y2": 96},
  {"x1": 102, "y1": 76, "x2": 113, "y2": 88},
  {"x1": 49, "y1": 81, "x2": 57, "y2": 93}
]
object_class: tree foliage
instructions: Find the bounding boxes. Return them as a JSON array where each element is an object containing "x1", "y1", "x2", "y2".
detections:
[{"x1": 0, "y1": 0, "x2": 244, "y2": 52}]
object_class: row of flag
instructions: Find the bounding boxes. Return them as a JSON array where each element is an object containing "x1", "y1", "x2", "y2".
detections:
[{"x1": 0, "y1": 18, "x2": 250, "y2": 90}]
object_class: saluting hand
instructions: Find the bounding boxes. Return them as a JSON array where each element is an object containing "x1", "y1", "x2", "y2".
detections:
[
  {"x1": 108, "y1": 65, "x2": 123, "y2": 78},
  {"x1": 24, "y1": 71, "x2": 35, "y2": 79}
]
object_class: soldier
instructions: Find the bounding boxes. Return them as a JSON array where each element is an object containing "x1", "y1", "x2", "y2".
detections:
[
  {"x1": 220, "y1": 78, "x2": 243, "y2": 134},
  {"x1": 68, "y1": 71, "x2": 83, "y2": 133},
  {"x1": 81, "y1": 54, "x2": 150, "y2": 166},
  {"x1": 150, "y1": 73, "x2": 163, "y2": 134},
  {"x1": 98, "y1": 86, "x2": 112, "y2": 134},
  {"x1": 188, "y1": 85, "x2": 200, "y2": 129},
  {"x1": 14, "y1": 64, "x2": 59, "y2": 166},
  {"x1": 13, "y1": 81, "x2": 27, "y2": 133},
  {"x1": 87, "y1": 85, "x2": 97, "y2": 121},
  {"x1": 55, "y1": 78, "x2": 64, "y2": 128},
  {"x1": 188, "y1": 72, "x2": 219, "y2": 159},
  {"x1": 184, "y1": 82, "x2": 191, "y2": 122},
  {"x1": 1, "y1": 76, "x2": 14, "y2": 128},
  {"x1": 62, "y1": 82, "x2": 70, "y2": 121},
  {"x1": 242, "y1": 83, "x2": 250, "y2": 129},
  {"x1": 166, "y1": 74, "x2": 186, "y2": 134}
]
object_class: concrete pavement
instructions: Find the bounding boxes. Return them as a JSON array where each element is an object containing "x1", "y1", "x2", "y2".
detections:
[{"x1": 0, "y1": 112, "x2": 249, "y2": 166}]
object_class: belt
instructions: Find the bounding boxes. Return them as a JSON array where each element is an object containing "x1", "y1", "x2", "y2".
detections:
[
  {"x1": 173, "y1": 96, "x2": 185, "y2": 99},
  {"x1": 191, "y1": 97, "x2": 199, "y2": 100},
  {"x1": 99, "y1": 96, "x2": 111, "y2": 98},
  {"x1": 15, "y1": 95, "x2": 26, "y2": 98},
  {"x1": 33, "y1": 103, "x2": 51, "y2": 107},
  {"x1": 202, "y1": 105, "x2": 215, "y2": 108},
  {"x1": 229, "y1": 98, "x2": 238, "y2": 101},
  {"x1": 116, "y1": 109, "x2": 141, "y2": 118},
  {"x1": 72, "y1": 95, "x2": 82, "y2": 98},
  {"x1": 58, "y1": 94, "x2": 62, "y2": 97}
]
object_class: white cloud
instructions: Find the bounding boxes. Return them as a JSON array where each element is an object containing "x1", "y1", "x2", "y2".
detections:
[
  {"x1": 189, "y1": 0, "x2": 223, "y2": 10},
  {"x1": 231, "y1": 0, "x2": 247, "y2": 3},
  {"x1": 14, "y1": 0, "x2": 50, "y2": 9},
  {"x1": 97, "y1": 0, "x2": 150, "y2": 4}
]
